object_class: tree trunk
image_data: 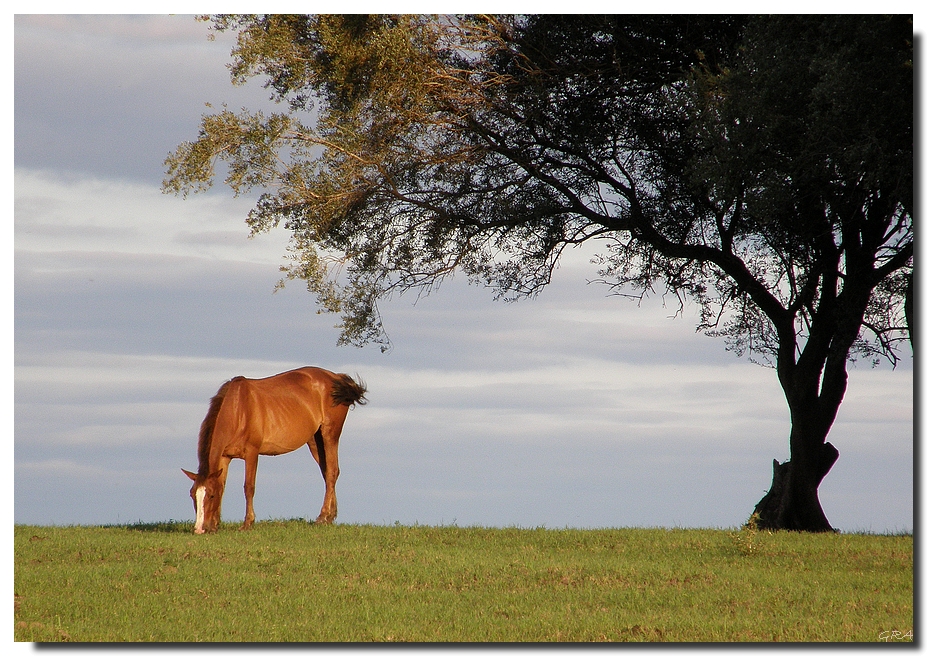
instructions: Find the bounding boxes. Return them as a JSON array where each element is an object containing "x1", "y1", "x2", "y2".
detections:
[
  {"x1": 905, "y1": 270, "x2": 914, "y2": 351},
  {"x1": 753, "y1": 437, "x2": 839, "y2": 532}
]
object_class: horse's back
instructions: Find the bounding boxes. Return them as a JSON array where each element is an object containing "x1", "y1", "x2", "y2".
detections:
[
  {"x1": 248, "y1": 366, "x2": 335, "y2": 387},
  {"x1": 248, "y1": 367, "x2": 365, "y2": 406}
]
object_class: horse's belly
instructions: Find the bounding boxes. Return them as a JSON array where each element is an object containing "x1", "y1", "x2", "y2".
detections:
[
  {"x1": 251, "y1": 400, "x2": 321, "y2": 456},
  {"x1": 259, "y1": 431, "x2": 310, "y2": 456}
]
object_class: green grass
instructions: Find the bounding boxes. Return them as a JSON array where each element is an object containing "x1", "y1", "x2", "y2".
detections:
[{"x1": 14, "y1": 520, "x2": 912, "y2": 642}]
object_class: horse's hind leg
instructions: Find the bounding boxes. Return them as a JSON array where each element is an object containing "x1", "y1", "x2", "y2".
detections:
[{"x1": 308, "y1": 410, "x2": 346, "y2": 524}]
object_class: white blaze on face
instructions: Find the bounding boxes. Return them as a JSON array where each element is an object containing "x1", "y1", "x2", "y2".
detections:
[{"x1": 194, "y1": 486, "x2": 206, "y2": 534}]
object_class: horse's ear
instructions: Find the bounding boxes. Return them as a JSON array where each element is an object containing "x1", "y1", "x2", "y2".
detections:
[
  {"x1": 208, "y1": 468, "x2": 224, "y2": 480},
  {"x1": 182, "y1": 469, "x2": 197, "y2": 481}
]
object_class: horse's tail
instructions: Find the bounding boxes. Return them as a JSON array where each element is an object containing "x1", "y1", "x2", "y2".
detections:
[
  {"x1": 196, "y1": 378, "x2": 238, "y2": 475},
  {"x1": 331, "y1": 373, "x2": 368, "y2": 407}
]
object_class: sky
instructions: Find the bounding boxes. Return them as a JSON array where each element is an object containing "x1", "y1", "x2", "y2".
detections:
[{"x1": 12, "y1": 14, "x2": 916, "y2": 535}]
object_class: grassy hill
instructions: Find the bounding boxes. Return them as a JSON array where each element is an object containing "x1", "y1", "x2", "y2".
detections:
[{"x1": 14, "y1": 520, "x2": 913, "y2": 642}]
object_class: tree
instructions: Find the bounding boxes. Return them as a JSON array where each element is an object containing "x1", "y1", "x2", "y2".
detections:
[{"x1": 164, "y1": 15, "x2": 913, "y2": 531}]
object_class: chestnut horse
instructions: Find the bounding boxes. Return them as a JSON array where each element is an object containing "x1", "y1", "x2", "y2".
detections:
[{"x1": 182, "y1": 366, "x2": 366, "y2": 534}]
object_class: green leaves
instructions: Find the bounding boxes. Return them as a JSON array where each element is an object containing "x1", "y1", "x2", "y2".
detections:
[
  {"x1": 163, "y1": 14, "x2": 912, "y2": 368},
  {"x1": 163, "y1": 107, "x2": 293, "y2": 199}
]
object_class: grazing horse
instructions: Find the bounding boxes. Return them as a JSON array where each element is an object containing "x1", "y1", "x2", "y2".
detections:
[{"x1": 182, "y1": 367, "x2": 366, "y2": 534}]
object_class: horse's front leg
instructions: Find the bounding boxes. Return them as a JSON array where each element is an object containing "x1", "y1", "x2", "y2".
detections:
[{"x1": 242, "y1": 451, "x2": 259, "y2": 530}]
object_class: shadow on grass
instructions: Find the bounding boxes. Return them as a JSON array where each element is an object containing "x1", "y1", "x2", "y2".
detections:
[
  {"x1": 107, "y1": 518, "x2": 318, "y2": 533},
  {"x1": 107, "y1": 520, "x2": 194, "y2": 533}
]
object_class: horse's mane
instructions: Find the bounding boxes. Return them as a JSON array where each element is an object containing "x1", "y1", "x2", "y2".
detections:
[
  {"x1": 332, "y1": 374, "x2": 368, "y2": 407},
  {"x1": 197, "y1": 378, "x2": 237, "y2": 476}
]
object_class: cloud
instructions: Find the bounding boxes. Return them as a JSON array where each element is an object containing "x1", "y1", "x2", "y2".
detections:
[
  {"x1": 15, "y1": 15, "x2": 276, "y2": 183},
  {"x1": 15, "y1": 168, "x2": 288, "y2": 262},
  {"x1": 16, "y1": 14, "x2": 210, "y2": 46}
]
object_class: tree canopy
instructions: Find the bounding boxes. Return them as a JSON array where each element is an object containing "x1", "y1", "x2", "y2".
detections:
[{"x1": 165, "y1": 15, "x2": 913, "y2": 530}]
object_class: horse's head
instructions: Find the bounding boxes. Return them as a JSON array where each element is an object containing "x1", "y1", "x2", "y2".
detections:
[{"x1": 182, "y1": 468, "x2": 224, "y2": 534}]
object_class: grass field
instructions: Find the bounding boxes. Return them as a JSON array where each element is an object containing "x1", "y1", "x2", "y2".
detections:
[{"x1": 14, "y1": 520, "x2": 913, "y2": 642}]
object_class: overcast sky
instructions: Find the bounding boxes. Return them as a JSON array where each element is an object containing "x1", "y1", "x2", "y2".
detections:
[{"x1": 12, "y1": 14, "x2": 915, "y2": 533}]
